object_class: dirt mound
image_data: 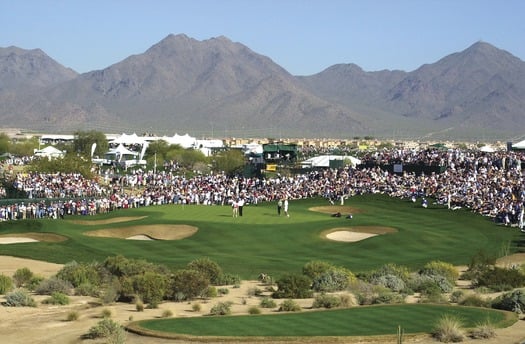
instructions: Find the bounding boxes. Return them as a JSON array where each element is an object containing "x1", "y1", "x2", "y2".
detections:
[
  {"x1": 67, "y1": 216, "x2": 147, "y2": 225},
  {"x1": 0, "y1": 232, "x2": 67, "y2": 244},
  {"x1": 323, "y1": 226, "x2": 397, "y2": 242},
  {"x1": 309, "y1": 205, "x2": 362, "y2": 214},
  {"x1": 84, "y1": 224, "x2": 198, "y2": 240}
]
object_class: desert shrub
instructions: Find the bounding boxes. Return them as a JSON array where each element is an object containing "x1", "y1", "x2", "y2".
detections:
[
  {"x1": 418, "y1": 282, "x2": 448, "y2": 304},
  {"x1": 450, "y1": 290, "x2": 465, "y2": 303},
  {"x1": 209, "y1": 301, "x2": 232, "y2": 315},
  {"x1": 101, "y1": 308, "x2": 112, "y2": 318},
  {"x1": 75, "y1": 282, "x2": 99, "y2": 297},
  {"x1": 311, "y1": 267, "x2": 355, "y2": 292},
  {"x1": 192, "y1": 302, "x2": 201, "y2": 312},
  {"x1": 57, "y1": 261, "x2": 102, "y2": 288},
  {"x1": 248, "y1": 306, "x2": 261, "y2": 314},
  {"x1": 352, "y1": 281, "x2": 403, "y2": 305},
  {"x1": 161, "y1": 309, "x2": 173, "y2": 318},
  {"x1": 260, "y1": 297, "x2": 277, "y2": 308},
  {"x1": 131, "y1": 271, "x2": 168, "y2": 304},
  {"x1": 372, "y1": 289, "x2": 405, "y2": 305},
  {"x1": 369, "y1": 274, "x2": 406, "y2": 292},
  {"x1": 27, "y1": 276, "x2": 45, "y2": 291},
  {"x1": 339, "y1": 293, "x2": 353, "y2": 307},
  {"x1": 278, "y1": 299, "x2": 301, "y2": 312},
  {"x1": 169, "y1": 269, "x2": 209, "y2": 300},
  {"x1": 66, "y1": 311, "x2": 79, "y2": 321},
  {"x1": 312, "y1": 293, "x2": 341, "y2": 309},
  {"x1": 0, "y1": 274, "x2": 14, "y2": 294},
  {"x1": 492, "y1": 289, "x2": 525, "y2": 313},
  {"x1": 204, "y1": 286, "x2": 218, "y2": 298},
  {"x1": 147, "y1": 299, "x2": 159, "y2": 309},
  {"x1": 247, "y1": 287, "x2": 263, "y2": 297},
  {"x1": 469, "y1": 320, "x2": 496, "y2": 339},
  {"x1": 215, "y1": 272, "x2": 241, "y2": 286},
  {"x1": 458, "y1": 294, "x2": 491, "y2": 308},
  {"x1": 187, "y1": 257, "x2": 222, "y2": 285},
  {"x1": 103, "y1": 255, "x2": 166, "y2": 278},
  {"x1": 273, "y1": 273, "x2": 313, "y2": 298},
  {"x1": 4, "y1": 289, "x2": 36, "y2": 307},
  {"x1": 463, "y1": 250, "x2": 496, "y2": 280},
  {"x1": 363, "y1": 263, "x2": 410, "y2": 283},
  {"x1": 100, "y1": 283, "x2": 120, "y2": 304},
  {"x1": 42, "y1": 292, "x2": 70, "y2": 305},
  {"x1": 217, "y1": 287, "x2": 229, "y2": 295},
  {"x1": 135, "y1": 297, "x2": 144, "y2": 312},
  {"x1": 302, "y1": 260, "x2": 334, "y2": 280},
  {"x1": 173, "y1": 292, "x2": 186, "y2": 302},
  {"x1": 84, "y1": 318, "x2": 126, "y2": 343},
  {"x1": 35, "y1": 277, "x2": 73, "y2": 295},
  {"x1": 475, "y1": 267, "x2": 525, "y2": 291},
  {"x1": 431, "y1": 314, "x2": 465, "y2": 342},
  {"x1": 12, "y1": 267, "x2": 34, "y2": 288},
  {"x1": 409, "y1": 273, "x2": 454, "y2": 294},
  {"x1": 421, "y1": 261, "x2": 459, "y2": 285}
]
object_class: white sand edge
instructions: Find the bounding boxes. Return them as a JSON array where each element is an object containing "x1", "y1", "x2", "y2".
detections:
[
  {"x1": 126, "y1": 235, "x2": 154, "y2": 240},
  {"x1": 0, "y1": 237, "x2": 39, "y2": 244},
  {"x1": 326, "y1": 231, "x2": 377, "y2": 242}
]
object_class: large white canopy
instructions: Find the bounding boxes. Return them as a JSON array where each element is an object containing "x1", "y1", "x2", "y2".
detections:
[
  {"x1": 34, "y1": 146, "x2": 65, "y2": 159},
  {"x1": 109, "y1": 133, "x2": 146, "y2": 145},
  {"x1": 160, "y1": 133, "x2": 197, "y2": 148},
  {"x1": 513, "y1": 140, "x2": 525, "y2": 150},
  {"x1": 301, "y1": 155, "x2": 362, "y2": 168}
]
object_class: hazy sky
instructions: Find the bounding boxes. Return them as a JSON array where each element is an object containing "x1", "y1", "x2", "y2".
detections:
[{"x1": 1, "y1": 0, "x2": 524, "y2": 75}]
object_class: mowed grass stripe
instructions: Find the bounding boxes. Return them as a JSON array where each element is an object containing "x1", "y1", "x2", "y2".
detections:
[{"x1": 138, "y1": 305, "x2": 511, "y2": 337}]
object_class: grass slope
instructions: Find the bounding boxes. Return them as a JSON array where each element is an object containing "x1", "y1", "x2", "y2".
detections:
[{"x1": 0, "y1": 194, "x2": 520, "y2": 279}]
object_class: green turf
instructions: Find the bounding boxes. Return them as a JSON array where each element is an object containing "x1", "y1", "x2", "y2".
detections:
[
  {"x1": 138, "y1": 304, "x2": 512, "y2": 337},
  {"x1": 0, "y1": 194, "x2": 521, "y2": 279}
]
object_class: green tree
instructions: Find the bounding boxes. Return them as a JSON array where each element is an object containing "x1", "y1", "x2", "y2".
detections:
[
  {"x1": 187, "y1": 257, "x2": 222, "y2": 285},
  {"x1": 0, "y1": 133, "x2": 10, "y2": 154},
  {"x1": 170, "y1": 269, "x2": 210, "y2": 300},
  {"x1": 9, "y1": 137, "x2": 39, "y2": 156},
  {"x1": 73, "y1": 130, "x2": 108, "y2": 157},
  {"x1": 27, "y1": 154, "x2": 93, "y2": 178},
  {"x1": 213, "y1": 149, "x2": 245, "y2": 176}
]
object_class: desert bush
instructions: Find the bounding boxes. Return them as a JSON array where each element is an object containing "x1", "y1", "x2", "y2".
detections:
[
  {"x1": 215, "y1": 272, "x2": 241, "y2": 286},
  {"x1": 302, "y1": 260, "x2": 334, "y2": 279},
  {"x1": 56, "y1": 261, "x2": 101, "y2": 288},
  {"x1": 66, "y1": 311, "x2": 79, "y2": 321},
  {"x1": 147, "y1": 299, "x2": 159, "y2": 309},
  {"x1": 248, "y1": 306, "x2": 261, "y2": 314},
  {"x1": 260, "y1": 297, "x2": 277, "y2": 308},
  {"x1": 492, "y1": 289, "x2": 525, "y2": 313},
  {"x1": 27, "y1": 276, "x2": 45, "y2": 291},
  {"x1": 103, "y1": 255, "x2": 166, "y2": 278},
  {"x1": 273, "y1": 273, "x2": 313, "y2": 299},
  {"x1": 4, "y1": 289, "x2": 36, "y2": 307},
  {"x1": 169, "y1": 269, "x2": 209, "y2": 300},
  {"x1": 311, "y1": 267, "x2": 355, "y2": 292},
  {"x1": 247, "y1": 287, "x2": 263, "y2": 297},
  {"x1": 161, "y1": 309, "x2": 173, "y2": 318},
  {"x1": 205, "y1": 286, "x2": 218, "y2": 298},
  {"x1": 463, "y1": 250, "x2": 496, "y2": 280},
  {"x1": 312, "y1": 293, "x2": 341, "y2": 309},
  {"x1": 131, "y1": 271, "x2": 168, "y2": 304},
  {"x1": 418, "y1": 282, "x2": 448, "y2": 304},
  {"x1": 469, "y1": 320, "x2": 496, "y2": 339},
  {"x1": 409, "y1": 273, "x2": 454, "y2": 294},
  {"x1": 12, "y1": 267, "x2": 34, "y2": 288},
  {"x1": 421, "y1": 261, "x2": 459, "y2": 285},
  {"x1": 278, "y1": 299, "x2": 301, "y2": 312},
  {"x1": 369, "y1": 273, "x2": 406, "y2": 292},
  {"x1": 100, "y1": 283, "x2": 120, "y2": 304},
  {"x1": 84, "y1": 318, "x2": 126, "y2": 343},
  {"x1": 217, "y1": 287, "x2": 229, "y2": 295},
  {"x1": 101, "y1": 308, "x2": 112, "y2": 318},
  {"x1": 449, "y1": 290, "x2": 465, "y2": 303},
  {"x1": 187, "y1": 257, "x2": 222, "y2": 285},
  {"x1": 42, "y1": 292, "x2": 70, "y2": 305},
  {"x1": 35, "y1": 277, "x2": 73, "y2": 295},
  {"x1": 209, "y1": 301, "x2": 232, "y2": 315},
  {"x1": 339, "y1": 293, "x2": 353, "y2": 307},
  {"x1": 475, "y1": 267, "x2": 525, "y2": 291},
  {"x1": 75, "y1": 282, "x2": 99, "y2": 297},
  {"x1": 0, "y1": 274, "x2": 14, "y2": 294},
  {"x1": 135, "y1": 297, "x2": 144, "y2": 312},
  {"x1": 363, "y1": 263, "x2": 410, "y2": 283},
  {"x1": 458, "y1": 294, "x2": 491, "y2": 308},
  {"x1": 431, "y1": 314, "x2": 465, "y2": 342},
  {"x1": 353, "y1": 281, "x2": 403, "y2": 305},
  {"x1": 192, "y1": 302, "x2": 201, "y2": 312}
]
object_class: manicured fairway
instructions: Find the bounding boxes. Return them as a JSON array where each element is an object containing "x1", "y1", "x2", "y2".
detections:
[
  {"x1": 134, "y1": 304, "x2": 514, "y2": 337},
  {"x1": 0, "y1": 194, "x2": 521, "y2": 279}
]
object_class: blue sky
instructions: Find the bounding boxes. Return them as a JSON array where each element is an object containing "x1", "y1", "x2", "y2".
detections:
[{"x1": 1, "y1": 0, "x2": 524, "y2": 75}]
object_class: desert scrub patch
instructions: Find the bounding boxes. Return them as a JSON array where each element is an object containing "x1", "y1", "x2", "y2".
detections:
[
  {"x1": 4, "y1": 289, "x2": 36, "y2": 307},
  {"x1": 42, "y1": 292, "x2": 70, "y2": 305},
  {"x1": 279, "y1": 299, "x2": 301, "y2": 312},
  {"x1": 260, "y1": 297, "x2": 277, "y2": 308},
  {"x1": 209, "y1": 301, "x2": 233, "y2": 315}
]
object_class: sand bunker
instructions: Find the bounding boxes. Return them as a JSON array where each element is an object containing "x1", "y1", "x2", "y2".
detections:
[
  {"x1": 324, "y1": 226, "x2": 397, "y2": 242},
  {"x1": 0, "y1": 232, "x2": 67, "y2": 244},
  {"x1": 309, "y1": 205, "x2": 363, "y2": 214},
  {"x1": 84, "y1": 224, "x2": 198, "y2": 240},
  {"x1": 68, "y1": 216, "x2": 147, "y2": 226}
]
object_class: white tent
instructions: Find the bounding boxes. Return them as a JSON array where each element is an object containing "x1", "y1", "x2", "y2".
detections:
[
  {"x1": 479, "y1": 145, "x2": 495, "y2": 153},
  {"x1": 34, "y1": 146, "x2": 65, "y2": 159},
  {"x1": 161, "y1": 133, "x2": 197, "y2": 148},
  {"x1": 104, "y1": 144, "x2": 139, "y2": 161},
  {"x1": 301, "y1": 155, "x2": 362, "y2": 168},
  {"x1": 109, "y1": 133, "x2": 146, "y2": 146},
  {"x1": 513, "y1": 140, "x2": 525, "y2": 150}
]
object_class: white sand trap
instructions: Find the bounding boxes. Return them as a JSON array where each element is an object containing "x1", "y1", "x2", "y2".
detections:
[
  {"x1": 0, "y1": 237, "x2": 39, "y2": 244},
  {"x1": 126, "y1": 235, "x2": 154, "y2": 240},
  {"x1": 326, "y1": 231, "x2": 378, "y2": 242}
]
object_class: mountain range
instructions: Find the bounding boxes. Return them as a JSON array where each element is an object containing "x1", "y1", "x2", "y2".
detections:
[{"x1": 1, "y1": 34, "x2": 524, "y2": 141}]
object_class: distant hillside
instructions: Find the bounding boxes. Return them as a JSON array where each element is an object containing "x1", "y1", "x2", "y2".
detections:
[{"x1": 1, "y1": 36, "x2": 524, "y2": 140}]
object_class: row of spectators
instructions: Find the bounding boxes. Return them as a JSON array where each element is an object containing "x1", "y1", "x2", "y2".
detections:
[{"x1": 1, "y1": 148, "x2": 525, "y2": 228}]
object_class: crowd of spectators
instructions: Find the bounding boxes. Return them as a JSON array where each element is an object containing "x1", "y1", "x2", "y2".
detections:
[{"x1": 1, "y1": 147, "x2": 525, "y2": 229}]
